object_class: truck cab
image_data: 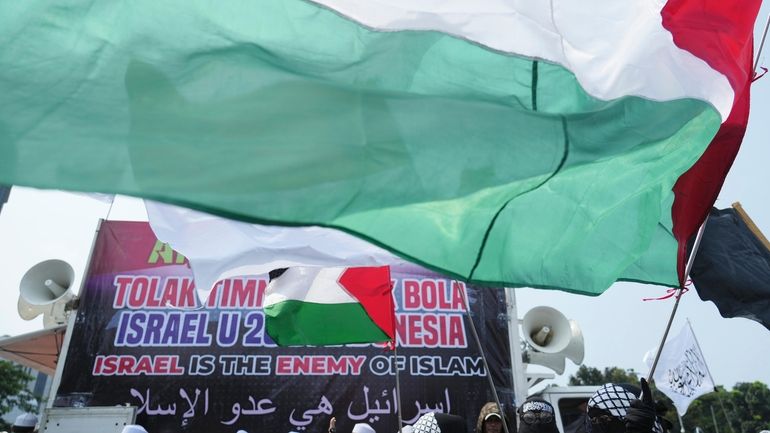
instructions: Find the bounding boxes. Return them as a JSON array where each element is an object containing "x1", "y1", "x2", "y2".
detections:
[{"x1": 536, "y1": 386, "x2": 599, "y2": 433}]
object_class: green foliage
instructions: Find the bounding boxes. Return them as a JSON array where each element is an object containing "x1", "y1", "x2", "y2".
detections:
[
  {"x1": 0, "y1": 360, "x2": 36, "y2": 415},
  {"x1": 684, "y1": 382, "x2": 770, "y2": 433},
  {"x1": 731, "y1": 382, "x2": 770, "y2": 433},
  {"x1": 568, "y1": 365, "x2": 641, "y2": 386}
]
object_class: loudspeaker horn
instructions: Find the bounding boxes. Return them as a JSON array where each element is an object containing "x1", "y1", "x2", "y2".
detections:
[
  {"x1": 522, "y1": 306, "x2": 572, "y2": 354},
  {"x1": 17, "y1": 259, "x2": 76, "y2": 327},
  {"x1": 526, "y1": 351, "x2": 566, "y2": 375},
  {"x1": 563, "y1": 320, "x2": 585, "y2": 364},
  {"x1": 521, "y1": 307, "x2": 586, "y2": 376}
]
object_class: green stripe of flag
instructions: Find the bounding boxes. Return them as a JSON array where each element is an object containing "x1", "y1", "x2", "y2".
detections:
[
  {"x1": 264, "y1": 301, "x2": 389, "y2": 346},
  {"x1": 0, "y1": 0, "x2": 721, "y2": 294}
]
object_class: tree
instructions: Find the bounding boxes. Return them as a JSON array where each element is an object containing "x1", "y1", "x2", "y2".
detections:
[
  {"x1": 683, "y1": 382, "x2": 770, "y2": 433},
  {"x1": 0, "y1": 360, "x2": 35, "y2": 416},
  {"x1": 569, "y1": 365, "x2": 640, "y2": 386},
  {"x1": 731, "y1": 382, "x2": 770, "y2": 433}
]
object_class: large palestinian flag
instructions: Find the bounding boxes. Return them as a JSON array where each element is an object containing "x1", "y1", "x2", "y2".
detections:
[{"x1": 0, "y1": 0, "x2": 760, "y2": 296}]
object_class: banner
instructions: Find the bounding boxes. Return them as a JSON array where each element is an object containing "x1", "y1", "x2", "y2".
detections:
[
  {"x1": 644, "y1": 321, "x2": 714, "y2": 415},
  {"x1": 54, "y1": 221, "x2": 514, "y2": 433}
]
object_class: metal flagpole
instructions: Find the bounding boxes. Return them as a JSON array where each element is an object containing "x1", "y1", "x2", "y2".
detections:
[
  {"x1": 754, "y1": 12, "x2": 770, "y2": 73},
  {"x1": 504, "y1": 287, "x2": 529, "y2": 408},
  {"x1": 393, "y1": 343, "x2": 405, "y2": 433},
  {"x1": 676, "y1": 411, "x2": 685, "y2": 433},
  {"x1": 686, "y1": 319, "x2": 716, "y2": 390},
  {"x1": 715, "y1": 391, "x2": 738, "y2": 433},
  {"x1": 710, "y1": 406, "x2": 721, "y2": 433},
  {"x1": 647, "y1": 219, "x2": 708, "y2": 380},
  {"x1": 461, "y1": 287, "x2": 511, "y2": 433}
]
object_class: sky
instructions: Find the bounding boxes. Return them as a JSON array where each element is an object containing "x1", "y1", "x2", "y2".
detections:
[{"x1": 1, "y1": 8, "x2": 769, "y2": 393}]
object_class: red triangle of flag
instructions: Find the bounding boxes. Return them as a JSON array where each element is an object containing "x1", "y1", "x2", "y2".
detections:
[{"x1": 338, "y1": 266, "x2": 396, "y2": 340}]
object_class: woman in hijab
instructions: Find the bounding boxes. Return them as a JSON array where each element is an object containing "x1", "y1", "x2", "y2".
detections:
[
  {"x1": 517, "y1": 397, "x2": 560, "y2": 433},
  {"x1": 475, "y1": 402, "x2": 505, "y2": 433}
]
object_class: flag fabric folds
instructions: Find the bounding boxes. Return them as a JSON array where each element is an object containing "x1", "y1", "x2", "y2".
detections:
[
  {"x1": 145, "y1": 201, "x2": 405, "y2": 302},
  {"x1": 264, "y1": 266, "x2": 396, "y2": 346},
  {"x1": 644, "y1": 322, "x2": 715, "y2": 415},
  {"x1": 0, "y1": 0, "x2": 761, "y2": 296},
  {"x1": 690, "y1": 205, "x2": 770, "y2": 331}
]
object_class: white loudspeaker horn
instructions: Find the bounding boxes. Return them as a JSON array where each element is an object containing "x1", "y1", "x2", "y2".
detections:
[
  {"x1": 526, "y1": 351, "x2": 566, "y2": 375},
  {"x1": 18, "y1": 259, "x2": 76, "y2": 327},
  {"x1": 521, "y1": 307, "x2": 586, "y2": 376},
  {"x1": 522, "y1": 306, "x2": 572, "y2": 354},
  {"x1": 563, "y1": 320, "x2": 585, "y2": 364}
]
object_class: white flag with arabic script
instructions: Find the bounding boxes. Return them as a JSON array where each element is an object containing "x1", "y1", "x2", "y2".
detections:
[{"x1": 643, "y1": 321, "x2": 715, "y2": 415}]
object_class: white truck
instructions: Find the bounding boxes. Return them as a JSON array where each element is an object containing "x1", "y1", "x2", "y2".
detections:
[{"x1": 538, "y1": 386, "x2": 599, "y2": 433}]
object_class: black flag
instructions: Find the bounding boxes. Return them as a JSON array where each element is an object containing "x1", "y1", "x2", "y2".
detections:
[
  {"x1": 690, "y1": 203, "x2": 770, "y2": 331},
  {"x1": 0, "y1": 185, "x2": 10, "y2": 215}
]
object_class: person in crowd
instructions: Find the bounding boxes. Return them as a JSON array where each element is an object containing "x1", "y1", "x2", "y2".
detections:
[
  {"x1": 585, "y1": 379, "x2": 659, "y2": 433},
  {"x1": 10, "y1": 413, "x2": 37, "y2": 433},
  {"x1": 353, "y1": 423, "x2": 377, "y2": 433},
  {"x1": 652, "y1": 401, "x2": 674, "y2": 433},
  {"x1": 120, "y1": 425, "x2": 149, "y2": 433},
  {"x1": 517, "y1": 397, "x2": 559, "y2": 433},
  {"x1": 476, "y1": 402, "x2": 506, "y2": 433},
  {"x1": 327, "y1": 417, "x2": 377, "y2": 433},
  {"x1": 563, "y1": 400, "x2": 589, "y2": 433},
  {"x1": 412, "y1": 412, "x2": 466, "y2": 433},
  {"x1": 398, "y1": 426, "x2": 414, "y2": 433}
]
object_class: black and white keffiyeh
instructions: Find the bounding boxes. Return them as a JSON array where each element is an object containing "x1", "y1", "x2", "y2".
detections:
[
  {"x1": 412, "y1": 413, "x2": 441, "y2": 433},
  {"x1": 411, "y1": 412, "x2": 466, "y2": 433},
  {"x1": 587, "y1": 384, "x2": 639, "y2": 418},
  {"x1": 587, "y1": 383, "x2": 663, "y2": 433}
]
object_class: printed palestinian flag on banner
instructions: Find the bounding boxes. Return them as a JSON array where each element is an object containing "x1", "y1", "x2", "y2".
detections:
[
  {"x1": 263, "y1": 266, "x2": 395, "y2": 346},
  {"x1": 0, "y1": 0, "x2": 761, "y2": 297}
]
